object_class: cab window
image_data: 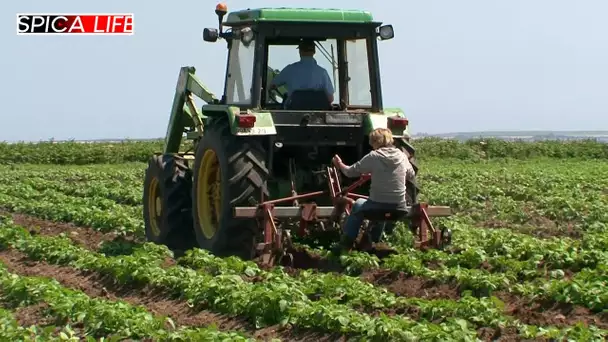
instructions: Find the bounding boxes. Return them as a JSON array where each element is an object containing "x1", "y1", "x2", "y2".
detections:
[
  {"x1": 345, "y1": 38, "x2": 372, "y2": 107},
  {"x1": 265, "y1": 39, "x2": 340, "y2": 106},
  {"x1": 225, "y1": 30, "x2": 255, "y2": 105}
]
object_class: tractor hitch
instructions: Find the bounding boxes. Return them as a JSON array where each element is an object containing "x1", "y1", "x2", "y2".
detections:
[{"x1": 234, "y1": 166, "x2": 452, "y2": 266}]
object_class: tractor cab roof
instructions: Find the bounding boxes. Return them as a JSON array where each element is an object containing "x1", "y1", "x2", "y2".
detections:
[{"x1": 223, "y1": 7, "x2": 375, "y2": 26}]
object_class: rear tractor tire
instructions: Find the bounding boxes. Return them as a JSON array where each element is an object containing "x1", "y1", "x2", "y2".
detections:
[
  {"x1": 143, "y1": 154, "x2": 195, "y2": 250},
  {"x1": 192, "y1": 120, "x2": 270, "y2": 260}
]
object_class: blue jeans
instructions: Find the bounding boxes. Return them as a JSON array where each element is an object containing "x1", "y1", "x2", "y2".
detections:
[{"x1": 343, "y1": 198, "x2": 398, "y2": 242}]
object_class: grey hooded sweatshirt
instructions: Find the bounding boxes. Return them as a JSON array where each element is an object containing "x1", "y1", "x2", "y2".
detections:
[{"x1": 340, "y1": 146, "x2": 415, "y2": 207}]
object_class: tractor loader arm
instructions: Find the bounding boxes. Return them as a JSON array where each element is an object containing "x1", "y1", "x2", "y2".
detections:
[
  {"x1": 164, "y1": 66, "x2": 219, "y2": 154},
  {"x1": 165, "y1": 65, "x2": 283, "y2": 154}
]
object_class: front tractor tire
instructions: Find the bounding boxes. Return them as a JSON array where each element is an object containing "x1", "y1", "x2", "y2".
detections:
[
  {"x1": 143, "y1": 154, "x2": 194, "y2": 250},
  {"x1": 192, "y1": 120, "x2": 269, "y2": 260}
]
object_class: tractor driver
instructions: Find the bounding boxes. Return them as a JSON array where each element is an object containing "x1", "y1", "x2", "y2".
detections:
[
  {"x1": 332, "y1": 128, "x2": 416, "y2": 252},
  {"x1": 269, "y1": 40, "x2": 335, "y2": 104}
]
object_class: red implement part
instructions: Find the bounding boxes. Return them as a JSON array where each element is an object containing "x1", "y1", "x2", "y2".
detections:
[
  {"x1": 326, "y1": 166, "x2": 370, "y2": 217},
  {"x1": 257, "y1": 203, "x2": 278, "y2": 265},
  {"x1": 256, "y1": 202, "x2": 297, "y2": 267},
  {"x1": 412, "y1": 203, "x2": 444, "y2": 250},
  {"x1": 246, "y1": 165, "x2": 451, "y2": 266},
  {"x1": 327, "y1": 166, "x2": 342, "y2": 198},
  {"x1": 298, "y1": 203, "x2": 318, "y2": 237}
]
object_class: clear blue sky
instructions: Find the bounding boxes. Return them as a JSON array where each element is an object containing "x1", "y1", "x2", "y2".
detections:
[{"x1": 2, "y1": 0, "x2": 607, "y2": 142}]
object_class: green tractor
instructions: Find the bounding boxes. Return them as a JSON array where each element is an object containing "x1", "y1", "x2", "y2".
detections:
[{"x1": 143, "y1": 3, "x2": 452, "y2": 264}]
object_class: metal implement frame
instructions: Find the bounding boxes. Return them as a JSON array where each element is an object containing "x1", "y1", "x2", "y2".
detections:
[{"x1": 233, "y1": 166, "x2": 452, "y2": 265}]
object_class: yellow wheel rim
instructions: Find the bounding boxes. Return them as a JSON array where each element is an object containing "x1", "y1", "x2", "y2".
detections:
[
  {"x1": 197, "y1": 149, "x2": 222, "y2": 239},
  {"x1": 147, "y1": 177, "x2": 161, "y2": 237}
]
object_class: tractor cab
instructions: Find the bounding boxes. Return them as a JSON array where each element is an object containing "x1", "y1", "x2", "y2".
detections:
[
  {"x1": 203, "y1": 4, "x2": 395, "y2": 113},
  {"x1": 200, "y1": 4, "x2": 405, "y2": 190}
]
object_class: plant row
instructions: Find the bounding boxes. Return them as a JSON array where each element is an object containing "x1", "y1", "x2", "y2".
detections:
[
  {"x1": 180, "y1": 248, "x2": 608, "y2": 339},
  {"x1": 0, "y1": 184, "x2": 143, "y2": 236},
  {"x1": 0, "y1": 217, "x2": 482, "y2": 341},
  {"x1": 17, "y1": 175, "x2": 141, "y2": 207},
  {"x1": 0, "y1": 263, "x2": 257, "y2": 341},
  {"x1": 294, "y1": 241, "x2": 608, "y2": 312},
  {"x1": 2, "y1": 176, "x2": 607, "y2": 285},
  {"x1": 389, "y1": 220, "x2": 608, "y2": 277},
  {"x1": 0, "y1": 307, "x2": 89, "y2": 342},
  {"x1": 1, "y1": 217, "x2": 606, "y2": 341},
  {"x1": 178, "y1": 248, "x2": 514, "y2": 328},
  {"x1": 0, "y1": 138, "x2": 606, "y2": 165},
  {"x1": 0, "y1": 163, "x2": 143, "y2": 182},
  {"x1": 418, "y1": 160, "x2": 608, "y2": 231},
  {"x1": 4, "y1": 159, "x2": 607, "y2": 234}
]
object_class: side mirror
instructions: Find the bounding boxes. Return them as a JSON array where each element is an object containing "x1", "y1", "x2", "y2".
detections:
[
  {"x1": 378, "y1": 25, "x2": 394, "y2": 40},
  {"x1": 203, "y1": 28, "x2": 218, "y2": 42}
]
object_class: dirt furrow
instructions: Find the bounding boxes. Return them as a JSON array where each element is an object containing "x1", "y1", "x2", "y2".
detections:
[
  {"x1": 3, "y1": 211, "x2": 135, "y2": 251},
  {"x1": 10, "y1": 302, "x2": 54, "y2": 327},
  {"x1": 361, "y1": 269, "x2": 460, "y2": 300},
  {"x1": 0, "y1": 249, "x2": 250, "y2": 330},
  {"x1": 367, "y1": 269, "x2": 607, "y2": 329},
  {"x1": 283, "y1": 247, "x2": 461, "y2": 300},
  {"x1": 496, "y1": 292, "x2": 608, "y2": 330},
  {"x1": 0, "y1": 249, "x2": 345, "y2": 342},
  {"x1": 283, "y1": 248, "x2": 608, "y2": 332},
  {"x1": 1, "y1": 302, "x2": 95, "y2": 340}
]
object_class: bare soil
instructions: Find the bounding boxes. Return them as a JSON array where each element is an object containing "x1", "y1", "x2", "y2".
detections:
[
  {"x1": 497, "y1": 292, "x2": 608, "y2": 330},
  {"x1": 361, "y1": 269, "x2": 460, "y2": 300},
  {"x1": 12, "y1": 302, "x2": 55, "y2": 327},
  {"x1": 5, "y1": 302, "x2": 95, "y2": 340},
  {"x1": 476, "y1": 326, "x2": 548, "y2": 342}
]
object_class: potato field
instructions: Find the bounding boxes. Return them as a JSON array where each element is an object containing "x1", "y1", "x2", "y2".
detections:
[{"x1": 0, "y1": 138, "x2": 606, "y2": 341}]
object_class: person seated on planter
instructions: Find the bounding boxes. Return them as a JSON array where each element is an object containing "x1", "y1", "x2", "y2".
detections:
[{"x1": 331, "y1": 128, "x2": 415, "y2": 252}]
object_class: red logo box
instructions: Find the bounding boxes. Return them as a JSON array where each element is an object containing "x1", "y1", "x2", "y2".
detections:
[{"x1": 17, "y1": 13, "x2": 134, "y2": 35}]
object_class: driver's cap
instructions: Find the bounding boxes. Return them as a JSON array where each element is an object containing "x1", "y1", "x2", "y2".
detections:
[{"x1": 297, "y1": 40, "x2": 315, "y2": 52}]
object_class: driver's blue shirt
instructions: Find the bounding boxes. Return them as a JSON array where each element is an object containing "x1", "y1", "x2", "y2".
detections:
[{"x1": 271, "y1": 57, "x2": 334, "y2": 98}]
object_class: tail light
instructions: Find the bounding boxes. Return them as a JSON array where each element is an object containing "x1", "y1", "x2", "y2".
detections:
[
  {"x1": 387, "y1": 116, "x2": 408, "y2": 129},
  {"x1": 236, "y1": 114, "x2": 256, "y2": 128}
]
